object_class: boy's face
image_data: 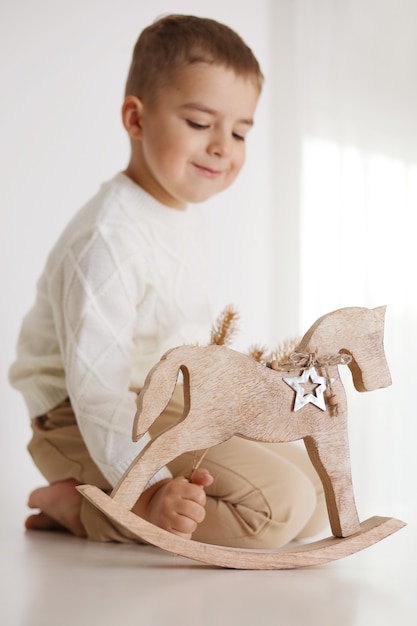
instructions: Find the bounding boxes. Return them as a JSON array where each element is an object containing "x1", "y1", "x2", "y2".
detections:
[{"x1": 125, "y1": 63, "x2": 260, "y2": 209}]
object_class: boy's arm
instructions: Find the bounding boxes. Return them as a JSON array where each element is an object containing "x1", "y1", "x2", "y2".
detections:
[{"x1": 53, "y1": 224, "x2": 170, "y2": 487}]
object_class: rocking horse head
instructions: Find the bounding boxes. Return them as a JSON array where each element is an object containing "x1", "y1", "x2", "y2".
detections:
[{"x1": 297, "y1": 306, "x2": 392, "y2": 393}]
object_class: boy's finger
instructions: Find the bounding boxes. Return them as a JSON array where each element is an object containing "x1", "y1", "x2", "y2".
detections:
[{"x1": 189, "y1": 467, "x2": 214, "y2": 487}]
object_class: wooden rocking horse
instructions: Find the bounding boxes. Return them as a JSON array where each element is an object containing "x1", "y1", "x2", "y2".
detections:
[{"x1": 78, "y1": 306, "x2": 405, "y2": 569}]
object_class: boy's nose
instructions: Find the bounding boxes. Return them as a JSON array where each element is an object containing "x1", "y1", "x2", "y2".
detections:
[{"x1": 207, "y1": 133, "x2": 230, "y2": 158}]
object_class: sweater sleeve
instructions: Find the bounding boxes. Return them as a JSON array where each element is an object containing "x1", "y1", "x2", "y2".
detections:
[{"x1": 50, "y1": 220, "x2": 171, "y2": 487}]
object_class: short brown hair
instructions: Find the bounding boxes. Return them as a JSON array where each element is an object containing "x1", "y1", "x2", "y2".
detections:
[{"x1": 124, "y1": 14, "x2": 263, "y2": 101}]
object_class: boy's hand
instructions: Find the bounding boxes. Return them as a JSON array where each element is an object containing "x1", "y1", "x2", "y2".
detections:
[{"x1": 133, "y1": 468, "x2": 214, "y2": 539}]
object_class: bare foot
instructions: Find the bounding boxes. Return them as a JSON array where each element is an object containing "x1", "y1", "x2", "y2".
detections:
[
  {"x1": 26, "y1": 479, "x2": 87, "y2": 537},
  {"x1": 25, "y1": 511, "x2": 67, "y2": 532}
]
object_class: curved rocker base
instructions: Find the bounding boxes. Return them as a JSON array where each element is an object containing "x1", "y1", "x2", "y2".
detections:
[{"x1": 78, "y1": 485, "x2": 406, "y2": 570}]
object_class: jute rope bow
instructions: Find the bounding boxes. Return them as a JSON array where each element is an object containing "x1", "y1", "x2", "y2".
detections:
[
  {"x1": 269, "y1": 351, "x2": 352, "y2": 417},
  {"x1": 268, "y1": 351, "x2": 352, "y2": 372}
]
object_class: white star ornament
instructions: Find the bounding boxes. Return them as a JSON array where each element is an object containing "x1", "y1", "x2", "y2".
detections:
[{"x1": 283, "y1": 366, "x2": 329, "y2": 412}]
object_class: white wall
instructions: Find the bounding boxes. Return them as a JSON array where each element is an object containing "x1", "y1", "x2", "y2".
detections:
[
  {"x1": 1, "y1": 0, "x2": 416, "y2": 529},
  {"x1": 289, "y1": 0, "x2": 417, "y2": 522}
]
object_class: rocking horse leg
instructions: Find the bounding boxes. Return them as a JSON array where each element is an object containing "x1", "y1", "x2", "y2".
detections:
[
  {"x1": 111, "y1": 418, "x2": 217, "y2": 510},
  {"x1": 303, "y1": 435, "x2": 361, "y2": 537}
]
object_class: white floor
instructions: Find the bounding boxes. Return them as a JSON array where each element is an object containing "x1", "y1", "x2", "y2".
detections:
[{"x1": 1, "y1": 503, "x2": 415, "y2": 626}]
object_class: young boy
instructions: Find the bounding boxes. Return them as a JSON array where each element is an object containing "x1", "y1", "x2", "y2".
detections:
[{"x1": 10, "y1": 15, "x2": 328, "y2": 548}]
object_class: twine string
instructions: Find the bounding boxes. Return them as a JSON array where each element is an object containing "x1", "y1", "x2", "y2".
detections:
[{"x1": 270, "y1": 351, "x2": 352, "y2": 372}]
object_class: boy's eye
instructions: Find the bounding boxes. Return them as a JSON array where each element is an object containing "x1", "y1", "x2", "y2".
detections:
[
  {"x1": 187, "y1": 120, "x2": 209, "y2": 130},
  {"x1": 186, "y1": 119, "x2": 246, "y2": 141}
]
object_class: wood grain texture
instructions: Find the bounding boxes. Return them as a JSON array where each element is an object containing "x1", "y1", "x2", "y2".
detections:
[
  {"x1": 79, "y1": 485, "x2": 406, "y2": 570},
  {"x1": 79, "y1": 306, "x2": 405, "y2": 568}
]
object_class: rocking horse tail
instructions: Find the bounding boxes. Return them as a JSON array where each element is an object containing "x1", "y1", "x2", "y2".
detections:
[{"x1": 133, "y1": 347, "x2": 187, "y2": 441}]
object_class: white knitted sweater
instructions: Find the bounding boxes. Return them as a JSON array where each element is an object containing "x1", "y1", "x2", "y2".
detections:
[{"x1": 9, "y1": 173, "x2": 214, "y2": 486}]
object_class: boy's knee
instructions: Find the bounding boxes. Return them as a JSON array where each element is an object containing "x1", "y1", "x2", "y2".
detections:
[
  {"x1": 196, "y1": 473, "x2": 318, "y2": 550},
  {"x1": 233, "y1": 472, "x2": 318, "y2": 550},
  {"x1": 259, "y1": 484, "x2": 317, "y2": 549}
]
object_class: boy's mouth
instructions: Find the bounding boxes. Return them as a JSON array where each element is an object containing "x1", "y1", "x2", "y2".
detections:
[{"x1": 192, "y1": 163, "x2": 223, "y2": 178}]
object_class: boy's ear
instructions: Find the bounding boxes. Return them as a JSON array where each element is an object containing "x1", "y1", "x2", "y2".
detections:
[{"x1": 122, "y1": 96, "x2": 144, "y2": 140}]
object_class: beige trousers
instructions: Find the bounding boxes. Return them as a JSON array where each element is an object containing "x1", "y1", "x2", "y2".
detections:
[{"x1": 28, "y1": 387, "x2": 328, "y2": 549}]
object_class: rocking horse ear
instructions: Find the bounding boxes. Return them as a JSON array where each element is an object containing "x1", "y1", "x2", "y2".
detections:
[{"x1": 374, "y1": 305, "x2": 387, "y2": 321}]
